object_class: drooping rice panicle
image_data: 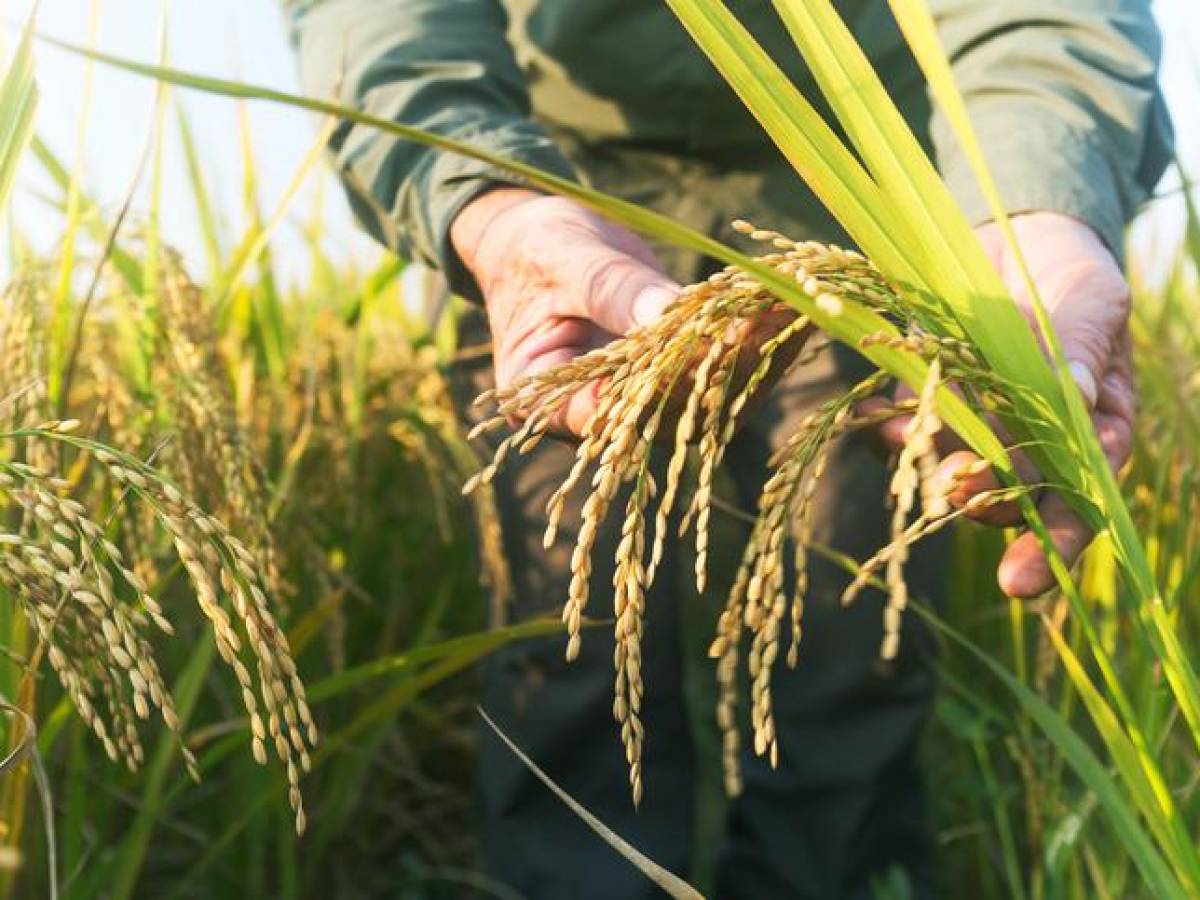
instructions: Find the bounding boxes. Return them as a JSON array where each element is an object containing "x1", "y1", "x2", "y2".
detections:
[
  {"x1": 0, "y1": 421, "x2": 318, "y2": 835},
  {"x1": 878, "y1": 356, "x2": 942, "y2": 662},
  {"x1": 467, "y1": 222, "x2": 1013, "y2": 801}
]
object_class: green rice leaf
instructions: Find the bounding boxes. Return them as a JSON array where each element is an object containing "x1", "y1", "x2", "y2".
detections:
[
  {"x1": 912, "y1": 603, "x2": 1185, "y2": 899},
  {"x1": 34, "y1": 32, "x2": 1021, "y2": 483},
  {"x1": 479, "y1": 708, "x2": 704, "y2": 899},
  {"x1": 0, "y1": 11, "x2": 38, "y2": 217},
  {"x1": 1042, "y1": 618, "x2": 1200, "y2": 889},
  {"x1": 175, "y1": 101, "x2": 224, "y2": 281}
]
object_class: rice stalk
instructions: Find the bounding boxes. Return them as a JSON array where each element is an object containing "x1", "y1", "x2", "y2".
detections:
[{"x1": 465, "y1": 222, "x2": 1021, "y2": 798}]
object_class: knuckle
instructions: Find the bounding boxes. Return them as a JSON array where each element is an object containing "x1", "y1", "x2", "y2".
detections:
[
  {"x1": 577, "y1": 252, "x2": 642, "y2": 312},
  {"x1": 1049, "y1": 258, "x2": 1130, "y2": 316},
  {"x1": 1063, "y1": 318, "x2": 1112, "y2": 358}
]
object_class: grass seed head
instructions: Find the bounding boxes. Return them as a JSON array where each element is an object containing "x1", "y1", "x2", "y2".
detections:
[{"x1": 469, "y1": 222, "x2": 1009, "y2": 801}]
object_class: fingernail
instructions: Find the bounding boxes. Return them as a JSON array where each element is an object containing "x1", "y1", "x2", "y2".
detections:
[
  {"x1": 631, "y1": 284, "x2": 678, "y2": 328},
  {"x1": 1067, "y1": 360, "x2": 1098, "y2": 408}
]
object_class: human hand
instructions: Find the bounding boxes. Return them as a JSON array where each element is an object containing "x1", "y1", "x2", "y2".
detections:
[
  {"x1": 878, "y1": 212, "x2": 1134, "y2": 597},
  {"x1": 453, "y1": 189, "x2": 800, "y2": 439},
  {"x1": 452, "y1": 189, "x2": 681, "y2": 437}
]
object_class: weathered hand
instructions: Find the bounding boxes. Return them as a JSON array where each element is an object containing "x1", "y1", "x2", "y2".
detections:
[
  {"x1": 452, "y1": 188, "x2": 680, "y2": 437},
  {"x1": 976, "y1": 213, "x2": 1134, "y2": 596},
  {"x1": 453, "y1": 189, "x2": 802, "y2": 439},
  {"x1": 880, "y1": 212, "x2": 1134, "y2": 597}
]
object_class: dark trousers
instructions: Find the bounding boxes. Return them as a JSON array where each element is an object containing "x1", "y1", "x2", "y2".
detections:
[{"x1": 455, "y1": 143, "x2": 945, "y2": 899}]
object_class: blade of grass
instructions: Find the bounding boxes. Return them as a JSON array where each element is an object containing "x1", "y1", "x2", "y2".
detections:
[
  {"x1": 55, "y1": 11, "x2": 170, "y2": 412},
  {"x1": 479, "y1": 707, "x2": 704, "y2": 900},
  {"x1": 307, "y1": 616, "x2": 576, "y2": 702},
  {"x1": 61, "y1": 720, "x2": 86, "y2": 898},
  {"x1": 175, "y1": 100, "x2": 223, "y2": 282},
  {"x1": 660, "y1": 0, "x2": 921, "y2": 291},
  {"x1": 1042, "y1": 617, "x2": 1200, "y2": 889},
  {"x1": 970, "y1": 736, "x2": 1027, "y2": 900},
  {"x1": 0, "y1": 699, "x2": 56, "y2": 900},
  {"x1": 889, "y1": 0, "x2": 1200, "y2": 805},
  {"x1": 140, "y1": 7, "x2": 170, "y2": 316},
  {"x1": 217, "y1": 115, "x2": 336, "y2": 310},
  {"x1": 225, "y1": 95, "x2": 287, "y2": 382},
  {"x1": 48, "y1": 0, "x2": 98, "y2": 404},
  {"x1": 909, "y1": 602, "x2": 1184, "y2": 899},
  {"x1": 0, "y1": 11, "x2": 38, "y2": 215},
  {"x1": 812, "y1": 537, "x2": 1183, "y2": 897},
  {"x1": 29, "y1": 136, "x2": 144, "y2": 291},
  {"x1": 661, "y1": 8, "x2": 1109, "y2": 636},
  {"x1": 0, "y1": 11, "x2": 41, "y2": 888},
  {"x1": 669, "y1": 10, "x2": 1169, "y2": 829},
  {"x1": 765, "y1": 0, "x2": 1066, "y2": 412}
]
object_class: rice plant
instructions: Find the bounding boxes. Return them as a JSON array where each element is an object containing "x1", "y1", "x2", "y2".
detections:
[
  {"x1": 0, "y1": 15, "x2": 520, "y2": 894},
  {"x1": 0, "y1": 218, "x2": 528, "y2": 899},
  {"x1": 465, "y1": 222, "x2": 1032, "y2": 803},
  {"x1": 2, "y1": 0, "x2": 1199, "y2": 897}
]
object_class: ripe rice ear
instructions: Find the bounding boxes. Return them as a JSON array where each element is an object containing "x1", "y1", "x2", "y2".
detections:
[
  {"x1": 468, "y1": 226, "x2": 981, "y2": 797},
  {"x1": 0, "y1": 423, "x2": 316, "y2": 834}
]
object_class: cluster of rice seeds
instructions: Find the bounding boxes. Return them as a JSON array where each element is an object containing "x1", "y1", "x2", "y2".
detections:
[
  {"x1": 0, "y1": 451, "x2": 185, "y2": 776},
  {"x1": 859, "y1": 329, "x2": 1023, "y2": 422},
  {"x1": 613, "y1": 472, "x2": 650, "y2": 804},
  {"x1": 461, "y1": 209, "x2": 1068, "y2": 812},
  {"x1": 157, "y1": 257, "x2": 281, "y2": 599},
  {"x1": 839, "y1": 463, "x2": 1032, "y2": 615},
  {"x1": 83, "y1": 355, "x2": 170, "y2": 581},
  {"x1": 858, "y1": 329, "x2": 978, "y2": 370},
  {"x1": 707, "y1": 372, "x2": 884, "y2": 791},
  {"x1": 88, "y1": 446, "x2": 317, "y2": 834},
  {"x1": 726, "y1": 220, "x2": 911, "y2": 322},
  {"x1": 876, "y1": 357, "x2": 944, "y2": 661},
  {"x1": 390, "y1": 417, "x2": 456, "y2": 540},
  {"x1": 0, "y1": 278, "x2": 49, "y2": 426},
  {"x1": 682, "y1": 337, "x2": 743, "y2": 595},
  {"x1": 466, "y1": 223, "x2": 927, "y2": 801},
  {"x1": 471, "y1": 479, "x2": 512, "y2": 625}
]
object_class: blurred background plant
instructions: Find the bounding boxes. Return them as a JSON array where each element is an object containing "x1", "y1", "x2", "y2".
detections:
[
  {"x1": 922, "y1": 213, "x2": 1200, "y2": 899},
  {"x1": 0, "y1": 9, "x2": 535, "y2": 897}
]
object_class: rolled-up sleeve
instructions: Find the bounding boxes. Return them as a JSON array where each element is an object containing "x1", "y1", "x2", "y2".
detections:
[
  {"x1": 929, "y1": 0, "x2": 1173, "y2": 259},
  {"x1": 290, "y1": 0, "x2": 578, "y2": 297}
]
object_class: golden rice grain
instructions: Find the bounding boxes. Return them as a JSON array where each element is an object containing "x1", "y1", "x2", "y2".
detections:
[{"x1": 468, "y1": 222, "x2": 1011, "y2": 801}]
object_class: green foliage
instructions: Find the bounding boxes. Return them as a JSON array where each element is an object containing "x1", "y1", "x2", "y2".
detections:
[
  {"x1": 0, "y1": 44, "x2": 523, "y2": 894},
  {"x1": 0, "y1": 2, "x2": 1196, "y2": 899}
]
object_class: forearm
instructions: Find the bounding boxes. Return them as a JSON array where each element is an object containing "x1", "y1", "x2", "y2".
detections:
[
  {"x1": 290, "y1": 0, "x2": 576, "y2": 297},
  {"x1": 929, "y1": 0, "x2": 1173, "y2": 259}
]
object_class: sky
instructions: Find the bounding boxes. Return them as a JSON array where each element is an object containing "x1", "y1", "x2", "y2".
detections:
[{"x1": 6, "y1": 0, "x2": 1200, "y2": 286}]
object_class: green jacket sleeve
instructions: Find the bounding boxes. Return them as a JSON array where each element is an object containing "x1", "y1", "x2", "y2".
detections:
[
  {"x1": 929, "y1": 0, "x2": 1172, "y2": 259},
  {"x1": 289, "y1": 0, "x2": 578, "y2": 299}
]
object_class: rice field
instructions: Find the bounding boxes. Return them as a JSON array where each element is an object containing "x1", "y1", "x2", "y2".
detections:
[{"x1": 0, "y1": 2, "x2": 1196, "y2": 898}]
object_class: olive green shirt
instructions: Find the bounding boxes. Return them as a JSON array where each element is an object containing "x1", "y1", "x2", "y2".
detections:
[{"x1": 290, "y1": 0, "x2": 1171, "y2": 294}]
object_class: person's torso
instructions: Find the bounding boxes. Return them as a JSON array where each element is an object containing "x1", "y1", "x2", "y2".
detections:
[{"x1": 503, "y1": 0, "x2": 927, "y2": 161}]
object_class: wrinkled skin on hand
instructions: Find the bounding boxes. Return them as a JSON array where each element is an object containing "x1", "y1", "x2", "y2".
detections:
[
  {"x1": 452, "y1": 188, "x2": 798, "y2": 437},
  {"x1": 876, "y1": 212, "x2": 1135, "y2": 598},
  {"x1": 454, "y1": 192, "x2": 1132, "y2": 600},
  {"x1": 453, "y1": 188, "x2": 681, "y2": 436}
]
